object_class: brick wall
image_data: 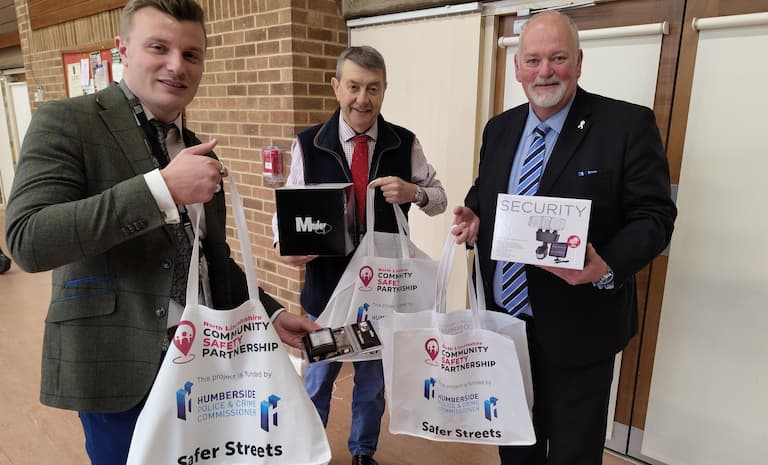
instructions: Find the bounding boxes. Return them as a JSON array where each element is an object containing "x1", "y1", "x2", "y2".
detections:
[
  {"x1": 193, "y1": 0, "x2": 346, "y2": 313},
  {"x1": 14, "y1": 0, "x2": 347, "y2": 314}
]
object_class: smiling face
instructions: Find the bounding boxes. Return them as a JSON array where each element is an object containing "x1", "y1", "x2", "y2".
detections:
[
  {"x1": 115, "y1": 6, "x2": 205, "y2": 123},
  {"x1": 515, "y1": 12, "x2": 582, "y2": 121},
  {"x1": 332, "y1": 59, "x2": 386, "y2": 134}
]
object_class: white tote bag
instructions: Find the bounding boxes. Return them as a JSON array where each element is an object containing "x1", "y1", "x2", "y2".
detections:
[
  {"x1": 127, "y1": 177, "x2": 331, "y2": 465},
  {"x1": 315, "y1": 187, "x2": 438, "y2": 361},
  {"x1": 380, "y1": 234, "x2": 535, "y2": 445}
]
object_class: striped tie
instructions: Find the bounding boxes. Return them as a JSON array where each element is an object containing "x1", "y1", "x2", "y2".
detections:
[{"x1": 501, "y1": 123, "x2": 551, "y2": 316}]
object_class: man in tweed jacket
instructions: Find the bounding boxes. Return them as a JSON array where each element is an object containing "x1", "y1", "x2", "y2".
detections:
[{"x1": 4, "y1": 1, "x2": 316, "y2": 463}]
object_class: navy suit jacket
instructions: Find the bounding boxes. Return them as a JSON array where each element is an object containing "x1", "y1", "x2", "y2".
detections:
[{"x1": 466, "y1": 87, "x2": 676, "y2": 366}]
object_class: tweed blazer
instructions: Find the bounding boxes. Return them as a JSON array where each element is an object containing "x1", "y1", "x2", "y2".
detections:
[{"x1": 5, "y1": 83, "x2": 280, "y2": 412}]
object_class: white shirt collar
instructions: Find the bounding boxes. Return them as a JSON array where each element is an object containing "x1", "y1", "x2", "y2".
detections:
[{"x1": 338, "y1": 112, "x2": 378, "y2": 143}]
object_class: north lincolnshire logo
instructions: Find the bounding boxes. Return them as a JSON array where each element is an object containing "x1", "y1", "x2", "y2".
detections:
[
  {"x1": 425, "y1": 338, "x2": 439, "y2": 361},
  {"x1": 172, "y1": 320, "x2": 196, "y2": 364},
  {"x1": 295, "y1": 217, "x2": 332, "y2": 234},
  {"x1": 358, "y1": 265, "x2": 374, "y2": 289}
]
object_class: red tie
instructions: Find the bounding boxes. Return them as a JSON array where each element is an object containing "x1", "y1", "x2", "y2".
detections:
[{"x1": 351, "y1": 134, "x2": 369, "y2": 224}]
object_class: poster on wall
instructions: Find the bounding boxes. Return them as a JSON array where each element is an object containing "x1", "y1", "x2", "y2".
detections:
[
  {"x1": 111, "y1": 47, "x2": 123, "y2": 83},
  {"x1": 65, "y1": 62, "x2": 82, "y2": 98}
]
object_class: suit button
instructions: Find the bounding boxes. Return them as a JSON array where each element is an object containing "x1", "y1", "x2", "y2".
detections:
[
  {"x1": 155, "y1": 307, "x2": 167, "y2": 318},
  {"x1": 161, "y1": 258, "x2": 173, "y2": 269}
]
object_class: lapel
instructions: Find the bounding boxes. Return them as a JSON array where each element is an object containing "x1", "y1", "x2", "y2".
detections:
[
  {"x1": 97, "y1": 84, "x2": 180, "y2": 244},
  {"x1": 538, "y1": 87, "x2": 593, "y2": 194},
  {"x1": 96, "y1": 84, "x2": 157, "y2": 175},
  {"x1": 493, "y1": 107, "x2": 528, "y2": 197}
]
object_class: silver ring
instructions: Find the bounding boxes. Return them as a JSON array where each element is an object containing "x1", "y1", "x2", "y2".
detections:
[{"x1": 218, "y1": 162, "x2": 226, "y2": 176}]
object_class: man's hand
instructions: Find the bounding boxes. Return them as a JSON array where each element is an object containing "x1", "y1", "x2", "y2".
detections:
[
  {"x1": 274, "y1": 242, "x2": 317, "y2": 266},
  {"x1": 368, "y1": 176, "x2": 418, "y2": 205},
  {"x1": 161, "y1": 139, "x2": 224, "y2": 204},
  {"x1": 451, "y1": 206, "x2": 480, "y2": 246},
  {"x1": 272, "y1": 311, "x2": 321, "y2": 349},
  {"x1": 538, "y1": 243, "x2": 609, "y2": 286}
]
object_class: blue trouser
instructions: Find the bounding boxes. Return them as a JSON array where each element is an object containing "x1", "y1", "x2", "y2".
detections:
[
  {"x1": 78, "y1": 350, "x2": 163, "y2": 465},
  {"x1": 79, "y1": 400, "x2": 144, "y2": 465},
  {"x1": 304, "y1": 359, "x2": 385, "y2": 456}
]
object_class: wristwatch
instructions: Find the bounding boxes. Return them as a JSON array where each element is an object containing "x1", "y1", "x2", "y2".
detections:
[
  {"x1": 413, "y1": 186, "x2": 425, "y2": 205},
  {"x1": 593, "y1": 267, "x2": 615, "y2": 290}
]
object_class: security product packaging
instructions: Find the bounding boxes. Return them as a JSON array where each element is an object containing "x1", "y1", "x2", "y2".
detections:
[
  {"x1": 302, "y1": 321, "x2": 382, "y2": 363},
  {"x1": 275, "y1": 183, "x2": 356, "y2": 256},
  {"x1": 491, "y1": 194, "x2": 591, "y2": 270}
]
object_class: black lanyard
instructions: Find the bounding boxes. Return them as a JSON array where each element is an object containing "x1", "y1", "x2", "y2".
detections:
[{"x1": 116, "y1": 81, "x2": 195, "y2": 243}]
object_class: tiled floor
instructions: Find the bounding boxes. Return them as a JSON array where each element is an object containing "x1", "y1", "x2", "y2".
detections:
[{"x1": 0, "y1": 212, "x2": 636, "y2": 465}]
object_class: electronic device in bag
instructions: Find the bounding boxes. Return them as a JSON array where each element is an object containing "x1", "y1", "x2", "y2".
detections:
[{"x1": 303, "y1": 321, "x2": 382, "y2": 363}]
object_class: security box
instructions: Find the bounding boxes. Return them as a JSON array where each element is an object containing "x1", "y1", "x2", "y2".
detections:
[
  {"x1": 275, "y1": 183, "x2": 357, "y2": 256},
  {"x1": 491, "y1": 193, "x2": 592, "y2": 270}
]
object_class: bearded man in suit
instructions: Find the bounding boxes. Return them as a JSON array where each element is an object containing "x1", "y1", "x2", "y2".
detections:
[
  {"x1": 4, "y1": 1, "x2": 316, "y2": 464},
  {"x1": 451, "y1": 11, "x2": 676, "y2": 465}
]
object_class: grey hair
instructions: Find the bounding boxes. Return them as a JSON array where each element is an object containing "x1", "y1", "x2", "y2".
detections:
[
  {"x1": 335, "y1": 46, "x2": 387, "y2": 84},
  {"x1": 519, "y1": 10, "x2": 580, "y2": 51}
]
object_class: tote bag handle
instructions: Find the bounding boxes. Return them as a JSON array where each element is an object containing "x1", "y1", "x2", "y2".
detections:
[
  {"x1": 185, "y1": 174, "x2": 260, "y2": 306},
  {"x1": 465, "y1": 247, "x2": 486, "y2": 329},
  {"x1": 362, "y1": 183, "x2": 411, "y2": 258},
  {"x1": 434, "y1": 232, "x2": 457, "y2": 315},
  {"x1": 433, "y1": 230, "x2": 486, "y2": 331}
]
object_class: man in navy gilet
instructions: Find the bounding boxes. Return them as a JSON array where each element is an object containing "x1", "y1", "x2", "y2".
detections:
[{"x1": 272, "y1": 46, "x2": 446, "y2": 465}]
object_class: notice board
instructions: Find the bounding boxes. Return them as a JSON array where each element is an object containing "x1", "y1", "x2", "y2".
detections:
[{"x1": 62, "y1": 47, "x2": 121, "y2": 97}]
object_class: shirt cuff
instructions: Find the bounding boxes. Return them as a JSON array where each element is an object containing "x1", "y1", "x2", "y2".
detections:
[
  {"x1": 419, "y1": 186, "x2": 443, "y2": 216},
  {"x1": 270, "y1": 308, "x2": 287, "y2": 322},
  {"x1": 144, "y1": 169, "x2": 180, "y2": 224}
]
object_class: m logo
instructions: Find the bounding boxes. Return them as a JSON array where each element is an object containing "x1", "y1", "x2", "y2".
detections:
[
  {"x1": 484, "y1": 396, "x2": 499, "y2": 421},
  {"x1": 423, "y1": 378, "x2": 436, "y2": 400},
  {"x1": 295, "y1": 217, "x2": 332, "y2": 234},
  {"x1": 176, "y1": 381, "x2": 193, "y2": 420},
  {"x1": 260, "y1": 394, "x2": 281, "y2": 432}
]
